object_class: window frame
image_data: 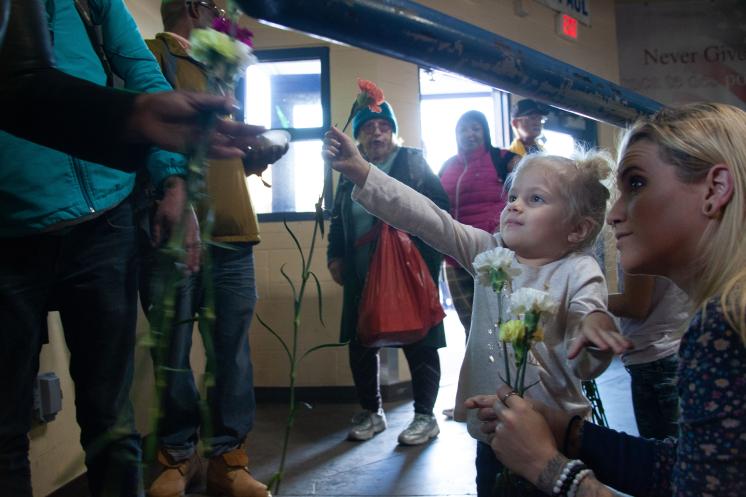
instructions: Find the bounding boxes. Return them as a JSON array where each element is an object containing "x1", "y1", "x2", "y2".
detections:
[{"x1": 239, "y1": 46, "x2": 332, "y2": 222}]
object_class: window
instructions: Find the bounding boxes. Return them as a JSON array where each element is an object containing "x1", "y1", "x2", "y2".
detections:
[
  {"x1": 419, "y1": 69, "x2": 510, "y2": 172},
  {"x1": 242, "y1": 47, "x2": 331, "y2": 221}
]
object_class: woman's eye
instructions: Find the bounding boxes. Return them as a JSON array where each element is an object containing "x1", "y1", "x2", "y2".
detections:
[{"x1": 629, "y1": 176, "x2": 646, "y2": 191}]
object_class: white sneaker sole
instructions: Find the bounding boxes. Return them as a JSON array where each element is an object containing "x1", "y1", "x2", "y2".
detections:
[
  {"x1": 347, "y1": 424, "x2": 386, "y2": 441},
  {"x1": 397, "y1": 424, "x2": 440, "y2": 445}
]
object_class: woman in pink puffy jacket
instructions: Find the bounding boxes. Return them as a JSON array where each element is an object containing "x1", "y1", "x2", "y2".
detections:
[{"x1": 439, "y1": 110, "x2": 520, "y2": 340}]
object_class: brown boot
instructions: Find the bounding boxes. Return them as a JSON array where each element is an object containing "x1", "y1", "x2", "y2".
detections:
[
  {"x1": 206, "y1": 448, "x2": 271, "y2": 497},
  {"x1": 148, "y1": 449, "x2": 203, "y2": 497}
]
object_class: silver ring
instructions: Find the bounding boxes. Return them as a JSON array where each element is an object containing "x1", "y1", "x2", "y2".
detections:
[{"x1": 500, "y1": 391, "x2": 518, "y2": 407}]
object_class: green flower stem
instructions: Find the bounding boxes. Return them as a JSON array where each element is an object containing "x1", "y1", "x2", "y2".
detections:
[
  {"x1": 269, "y1": 213, "x2": 321, "y2": 495},
  {"x1": 144, "y1": 72, "x2": 222, "y2": 462},
  {"x1": 496, "y1": 294, "x2": 511, "y2": 387}
]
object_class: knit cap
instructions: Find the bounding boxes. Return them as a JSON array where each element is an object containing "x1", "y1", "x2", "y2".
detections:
[{"x1": 352, "y1": 101, "x2": 398, "y2": 138}]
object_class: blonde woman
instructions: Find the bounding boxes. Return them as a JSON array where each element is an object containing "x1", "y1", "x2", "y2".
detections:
[{"x1": 476, "y1": 103, "x2": 746, "y2": 497}]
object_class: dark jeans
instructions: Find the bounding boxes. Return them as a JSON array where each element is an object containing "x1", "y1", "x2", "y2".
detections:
[
  {"x1": 0, "y1": 200, "x2": 142, "y2": 497},
  {"x1": 348, "y1": 339, "x2": 440, "y2": 415},
  {"x1": 140, "y1": 242, "x2": 257, "y2": 459},
  {"x1": 626, "y1": 354, "x2": 680, "y2": 439}
]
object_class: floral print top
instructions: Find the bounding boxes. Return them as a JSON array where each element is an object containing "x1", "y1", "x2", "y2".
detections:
[
  {"x1": 580, "y1": 299, "x2": 746, "y2": 496},
  {"x1": 667, "y1": 299, "x2": 746, "y2": 496}
]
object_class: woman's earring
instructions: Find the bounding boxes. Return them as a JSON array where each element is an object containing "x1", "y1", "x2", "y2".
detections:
[{"x1": 703, "y1": 201, "x2": 721, "y2": 218}]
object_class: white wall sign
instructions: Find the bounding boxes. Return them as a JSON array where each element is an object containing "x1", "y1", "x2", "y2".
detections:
[
  {"x1": 616, "y1": 0, "x2": 746, "y2": 108},
  {"x1": 534, "y1": 0, "x2": 591, "y2": 26}
]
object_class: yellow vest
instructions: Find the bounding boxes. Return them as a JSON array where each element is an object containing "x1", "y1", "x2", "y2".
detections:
[
  {"x1": 508, "y1": 137, "x2": 544, "y2": 157},
  {"x1": 146, "y1": 33, "x2": 260, "y2": 243}
]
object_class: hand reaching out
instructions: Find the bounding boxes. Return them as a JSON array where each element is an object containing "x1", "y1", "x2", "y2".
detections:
[
  {"x1": 151, "y1": 176, "x2": 201, "y2": 273},
  {"x1": 322, "y1": 126, "x2": 371, "y2": 186},
  {"x1": 567, "y1": 311, "x2": 633, "y2": 360},
  {"x1": 242, "y1": 134, "x2": 290, "y2": 176},
  {"x1": 127, "y1": 91, "x2": 268, "y2": 159}
]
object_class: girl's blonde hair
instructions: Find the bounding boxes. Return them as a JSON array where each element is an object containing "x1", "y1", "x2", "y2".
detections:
[
  {"x1": 618, "y1": 103, "x2": 746, "y2": 342},
  {"x1": 510, "y1": 150, "x2": 613, "y2": 250}
]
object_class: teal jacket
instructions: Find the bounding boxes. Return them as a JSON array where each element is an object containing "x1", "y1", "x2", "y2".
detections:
[{"x1": 0, "y1": 0, "x2": 186, "y2": 237}]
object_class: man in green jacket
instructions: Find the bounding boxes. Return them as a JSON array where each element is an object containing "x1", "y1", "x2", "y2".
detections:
[
  {"x1": 141, "y1": 2, "x2": 278, "y2": 497},
  {"x1": 0, "y1": 1, "x2": 188, "y2": 496}
]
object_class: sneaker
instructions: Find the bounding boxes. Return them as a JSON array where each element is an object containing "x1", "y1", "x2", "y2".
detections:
[
  {"x1": 206, "y1": 448, "x2": 270, "y2": 497},
  {"x1": 398, "y1": 413, "x2": 440, "y2": 445},
  {"x1": 347, "y1": 409, "x2": 387, "y2": 441},
  {"x1": 442, "y1": 407, "x2": 455, "y2": 419},
  {"x1": 148, "y1": 449, "x2": 203, "y2": 497}
]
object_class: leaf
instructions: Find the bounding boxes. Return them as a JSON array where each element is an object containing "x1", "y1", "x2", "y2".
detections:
[
  {"x1": 279, "y1": 263, "x2": 298, "y2": 302},
  {"x1": 255, "y1": 313, "x2": 292, "y2": 363},
  {"x1": 341, "y1": 100, "x2": 361, "y2": 133},
  {"x1": 308, "y1": 270, "x2": 325, "y2": 326},
  {"x1": 283, "y1": 218, "x2": 306, "y2": 272},
  {"x1": 300, "y1": 341, "x2": 349, "y2": 362}
]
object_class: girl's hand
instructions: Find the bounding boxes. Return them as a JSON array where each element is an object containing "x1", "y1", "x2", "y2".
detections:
[
  {"x1": 568, "y1": 311, "x2": 633, "y2": 360},
  {"x1": 322, "y1": 126, "x2": 371, "y2": 186},
  {"x1": 488, "y1": 385, "x2": 561, "y2": 486}
]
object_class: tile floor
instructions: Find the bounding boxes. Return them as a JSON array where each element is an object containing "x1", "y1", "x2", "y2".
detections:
[{"x1": 53, "y1": 310, "x2": 639, "y2": 497}]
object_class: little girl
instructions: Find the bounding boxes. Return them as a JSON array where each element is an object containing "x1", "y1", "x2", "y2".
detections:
[{"x1": 323, "y1": 126, "x2": 623, "y2": 497}]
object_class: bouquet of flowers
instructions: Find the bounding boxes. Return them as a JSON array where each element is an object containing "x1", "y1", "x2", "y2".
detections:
[
  {"x1": 190, "y1": 15, "x2": 257, "y2": 94},
  {"x1": 500, "y1": 287, "x2": 558, "y2": 394}
]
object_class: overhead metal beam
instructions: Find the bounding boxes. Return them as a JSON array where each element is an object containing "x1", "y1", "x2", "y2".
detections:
[{"x1": 236, "y1": 0, "x2": 662, "y2": 127}]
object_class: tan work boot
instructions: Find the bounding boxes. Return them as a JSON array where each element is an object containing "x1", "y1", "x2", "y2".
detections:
[
  {"x1": 148, "y1": 449, "x2": 203, "y2": 497},
  {"x1": 206, "y1": 448, "x2": 271, "y2": 497}
]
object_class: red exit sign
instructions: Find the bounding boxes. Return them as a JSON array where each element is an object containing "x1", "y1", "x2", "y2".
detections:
[{"x1": 557, "y1": 13, "x2": 579, "y2": 41}]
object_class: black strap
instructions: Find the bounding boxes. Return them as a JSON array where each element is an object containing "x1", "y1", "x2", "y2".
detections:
[
  {"x1": 490, "y1": 147, "x2": 518, "y2": 182},
  {"x1": 73, "y1": 0, "x2": 114, "y2": 87},
  {"x1": 158, "y1": 37, "x2": 180, "y2": 88}
]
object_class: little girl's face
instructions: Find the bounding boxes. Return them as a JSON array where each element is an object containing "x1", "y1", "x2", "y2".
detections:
[{"x1": 499, "y1": 164, "x2": 576, "y2": 265}]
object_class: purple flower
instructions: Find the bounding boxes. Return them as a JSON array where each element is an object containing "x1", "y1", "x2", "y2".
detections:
[{"x1": 211, "y1": 17, "x2": 254, "y2": 47}]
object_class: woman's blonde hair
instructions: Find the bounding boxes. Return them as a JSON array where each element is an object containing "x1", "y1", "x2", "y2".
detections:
[
  {"x1": 509, "y1": 149, "x2": 613, "y2": 250},
  {"x1": 618, "y1": 103, "x2": 746, "y2": 342}
]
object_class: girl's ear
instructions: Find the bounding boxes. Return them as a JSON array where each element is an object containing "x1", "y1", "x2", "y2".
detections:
[
  {"x1": 567, "y1": 217, "x2": 594, "y2": 245},
  {"x1": 702, "y1": 164, "x2": 734, "y2": 219}
]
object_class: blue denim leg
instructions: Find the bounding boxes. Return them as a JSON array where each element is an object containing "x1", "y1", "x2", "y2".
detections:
[
  {"x1": 0, "y1": 234, "x2": 56, "y2": 497},
  {"x1": 0, "y1": 201, "x2": 143, "y2": 497},
  {"x1": 139, "y1": 227, "x2": 203, "y2": 460},
  {"x1": 156, "y1": 274, "x2": 202, "y2": 460},
  {"x1": 626, "y1": 354, "x2": 681, "y2": 440},
  {"x1": 203, "y1": 243, "x2": 257, "y2": 457},
  {"x1": 476, "y1": 441, "x2": 502, "y2": 497},
  {"x1": 56, "y1": 202, "x2": 144, "y2": 497}
]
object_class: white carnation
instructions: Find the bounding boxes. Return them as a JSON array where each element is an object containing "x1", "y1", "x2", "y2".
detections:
[
  {"x1": 472, "y1": 247, "x2": 519, "y2": 286},
  {"x1": 189, "y1": 29, "x2": 257, "y2": 83},
  {"x1": 509, "y1": 287, "x2": 558, "y2": 317}
]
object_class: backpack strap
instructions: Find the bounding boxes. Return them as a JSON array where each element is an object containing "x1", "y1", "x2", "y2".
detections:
[
  {"x1": 157, "y1": 37, "x2": 180, "y2": 89},
  {"x1": 489, "y1": 147, "x2": 518, "y2": 182},
  {"x1": 73, "y1": 0, "x2": 114, "y2": 87}
]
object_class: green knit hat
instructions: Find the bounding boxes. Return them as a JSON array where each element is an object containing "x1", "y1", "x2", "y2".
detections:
[{"x1": 352, "y1": 101, "x2": 398, "y2": 138}]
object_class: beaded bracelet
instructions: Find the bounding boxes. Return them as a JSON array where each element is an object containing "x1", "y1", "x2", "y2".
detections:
[
  {"x1": 567, "y1": 468, "x2": 594, "y2": 497},
  {"x1": 552, "y1": 459, "x2": 587, "y2": 497}
]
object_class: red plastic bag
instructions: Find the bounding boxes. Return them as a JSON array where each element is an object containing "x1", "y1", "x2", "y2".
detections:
[{"x1": 357, "y1": 223, "x2": 445, "y2": 347}]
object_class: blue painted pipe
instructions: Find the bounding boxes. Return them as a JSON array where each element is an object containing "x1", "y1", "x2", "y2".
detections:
[{"x1": 235, "y1": 0, "x2": 662, "y2": 127}]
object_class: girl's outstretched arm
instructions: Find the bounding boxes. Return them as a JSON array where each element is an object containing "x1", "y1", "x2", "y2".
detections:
[{"x1": 322, "y1": 126, "x2": 371, "y2": 186}]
